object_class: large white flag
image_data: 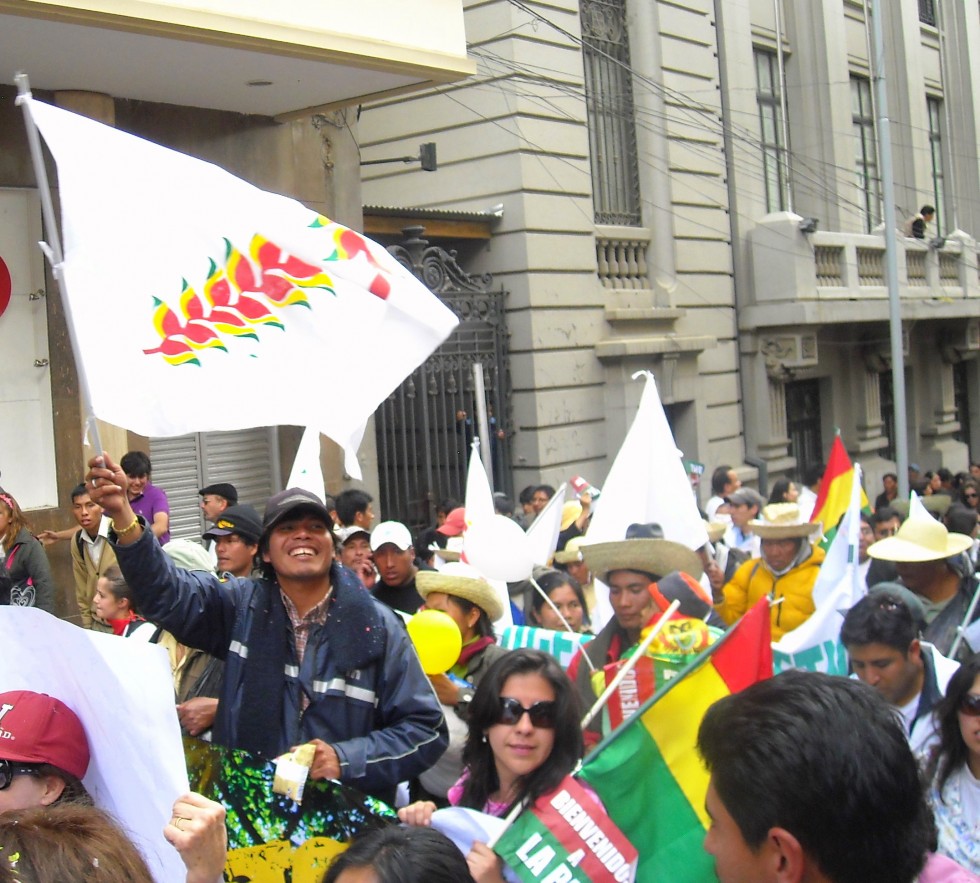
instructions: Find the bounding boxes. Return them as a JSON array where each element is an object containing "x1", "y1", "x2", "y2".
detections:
[
  {"x1": 773, "y1": 463, "x2": 866, "y2": 674},
  {"x1": 584, "y1": 372, "x2": 709, "y2": 629},
  {"x1": 0, "y1": 607, "x2": 188, "y2": 883},
  {"x1": 525, "y1": 482, "x2": 567, "y2": 566},
  {"x1": 24, "y1": 98, "x2": 458, "y2": 474}
]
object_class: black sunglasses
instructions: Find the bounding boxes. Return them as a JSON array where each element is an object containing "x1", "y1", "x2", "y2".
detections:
[
  {"x1": 960, "y1": 694, "x2": 980, "y2": 717},
  {"x1": 0, "y1": 759, "x2": 40, "y2": 791},
  {"x1": 497, "y1": 697, "x2": 557, "y2": 728}
]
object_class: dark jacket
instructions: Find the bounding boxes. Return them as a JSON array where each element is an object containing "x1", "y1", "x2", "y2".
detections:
[
  {"x1": 114, "y1": 526, "x2": 447, "y2": 802},
  {"x1": 3, "y1": 527, "x2": 55, "y2": 613}
]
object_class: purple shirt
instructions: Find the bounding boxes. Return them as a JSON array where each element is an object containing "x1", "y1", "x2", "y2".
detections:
[{"x1": 130, "y1": 482, "x2": 170, "y2": 545}]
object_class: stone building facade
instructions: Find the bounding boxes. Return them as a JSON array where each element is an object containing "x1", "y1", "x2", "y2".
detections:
[{"x1": 359, "y1": 0, "x2": 980, "y2": 506}]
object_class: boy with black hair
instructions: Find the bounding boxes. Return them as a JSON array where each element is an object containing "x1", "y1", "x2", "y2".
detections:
[{"x1": 698, "y1": 670, "x2": 935, "y2": 883}]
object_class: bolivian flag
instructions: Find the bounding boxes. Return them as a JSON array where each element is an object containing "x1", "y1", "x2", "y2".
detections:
[
  {"x1": 811, "y1": 434, "x2": 870, "y2": 541},
  {"x1": 577, "y1": 599, "x2": 772, "y2": 882}
]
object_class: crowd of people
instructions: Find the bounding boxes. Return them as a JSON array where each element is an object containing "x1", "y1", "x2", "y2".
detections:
[{"x1": 2, "y1": 449, "x2": 980, "y2": 882}]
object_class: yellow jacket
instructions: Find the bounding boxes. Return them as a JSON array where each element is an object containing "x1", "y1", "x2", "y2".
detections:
[{"x1": 718, "y1": 544, "x2": 826, "y2": 641}]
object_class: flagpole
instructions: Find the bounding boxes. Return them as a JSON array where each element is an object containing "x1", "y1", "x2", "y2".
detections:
[
  {"x1": 580, "y1": 599, "x2": 680, "y2": 730},
  {"x1": 15, "y1": 73, "x2": 104, "y2": 457}
]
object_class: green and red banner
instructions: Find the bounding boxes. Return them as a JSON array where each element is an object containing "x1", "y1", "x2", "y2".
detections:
[
  {"x1": 577, "y1": 598, "x2": 773, "y2": 882},
  {"x1": 496, "y1": 775, "x2": 638, "y2": 883}
]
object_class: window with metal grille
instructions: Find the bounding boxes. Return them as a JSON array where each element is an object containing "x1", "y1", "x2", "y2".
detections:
[
  {"x1": 918, "y1": 0, "x2": 936, "y2": 26},
  {"x1": 785, "y1": 379, "x2": 823, "y2": 477},
  {"x1": 927, "y1": 97, "x2": 945, "y2": 235},
  {"x1": 851, "y1": 76, "x2": 882, "y2": 233},
  {"x1": 755, "y1": 49, "x2": 788, "y2": 213},
  {"x1": 581, "y1": 0, "x2": 642, "y2": 225}
]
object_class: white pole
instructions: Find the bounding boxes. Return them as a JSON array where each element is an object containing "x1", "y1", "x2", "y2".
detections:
[
  {"x1": 15, "y1": 73, "x2": 105, "y2": 457},
  {"x1": 868, "y1": 3, "x2": 909, "y2": 497},
  {"x1": 580, "y1": 599, "x2": 681, "y2": 730},
  {"x1": 471, "y1": 362, "x2": 494, "y2": 491}
]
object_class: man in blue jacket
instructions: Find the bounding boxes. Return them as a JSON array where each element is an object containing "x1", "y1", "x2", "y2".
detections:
[{"x1": 85, "y1": 453, "x2": 447, "y2": 804}]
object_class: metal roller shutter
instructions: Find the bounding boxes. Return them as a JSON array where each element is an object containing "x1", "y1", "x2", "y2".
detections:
[{"x1": 150, "y1": 428, "x2": 280, "y2": 542}]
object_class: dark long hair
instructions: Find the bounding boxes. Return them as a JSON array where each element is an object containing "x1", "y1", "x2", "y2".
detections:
[
  {"x1": 528, "y1": 570, "x2": 587, "y2": 628},
  {"x1": 926, "y1": 653, "x2": 980, "y2": 799},
  {"x1": 459, "y1": 649, "x2": 583, "y2": 814}
]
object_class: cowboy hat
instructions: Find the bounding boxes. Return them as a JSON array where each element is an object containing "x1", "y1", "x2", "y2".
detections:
[
  {"x1": 867, "y1": 511, "x2": 972, "y2": 563},
  {"x1": 749, "y1": 503, "x2": 822, "y2": 540},
  {"x1": 554, "y1": 535, "x2": 587, "y2": 565},
  {"x1": 582, "y1": 538, "x2": 703, "y2": 584},
  {"x1": 889, "y1": 495, "x2": 951, "y2": 519},
  {"x1": 416, "y1": 566, "x2": 504, "y2": 621}
]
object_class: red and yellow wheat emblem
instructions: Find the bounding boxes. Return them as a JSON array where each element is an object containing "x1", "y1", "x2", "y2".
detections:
[{"x1": 143, "y1": 234, "x2": 335, "y2": 367}]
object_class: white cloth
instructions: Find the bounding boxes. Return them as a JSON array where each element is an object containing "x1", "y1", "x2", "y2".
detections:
[
  {"x1": 705, "y1": 494, "x2": 731, "y2": 524},
  {"x1": 798, "y1": 486, "x2": 818, "y2": 522},
  {"x1": 723, "y1": 525, "x2": 761, "y2": 559}
]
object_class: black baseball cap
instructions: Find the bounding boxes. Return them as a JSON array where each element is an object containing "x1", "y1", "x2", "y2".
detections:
[
  {"x1": 199, "y1": 482, "x2": 239, "y2": 505},
  {"x1": 262, "y1": 488, "x2": 333, "y2": 533},
  {"x1": 204, "y1": 504, "x2": 262, "y2": 543}
]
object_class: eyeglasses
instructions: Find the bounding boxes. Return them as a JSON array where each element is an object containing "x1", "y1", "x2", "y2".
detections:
[
  {"x1": 496, "y1": 697, "x2": 557, "y2": 728},
  {"x1": 0, "y1": 759, "x2": 40, "y2": 791},
  {"x1": 959, "y1": 694, "x2": 980, "y2": 717},
  {"x1": 964, "y1": 492, "x2": 979, "y2": 501}
]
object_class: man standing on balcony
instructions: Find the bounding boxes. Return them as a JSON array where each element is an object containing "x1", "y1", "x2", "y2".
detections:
[{"x1": 902, "y1": 204, "x2": 935, "y2": 239}]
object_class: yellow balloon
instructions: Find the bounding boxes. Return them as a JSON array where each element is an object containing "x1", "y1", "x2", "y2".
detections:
[{"x1": 407, "y1": 609, "x2": 463, "y2": 675}]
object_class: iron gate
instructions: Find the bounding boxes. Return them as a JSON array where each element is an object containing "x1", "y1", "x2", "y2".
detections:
[{"x1": 376, "y1": 228, "x2": 512, "y2": 534}]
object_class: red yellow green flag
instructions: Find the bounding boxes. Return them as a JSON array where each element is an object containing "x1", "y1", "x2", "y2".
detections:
[
  {"x1": 576, "y1": 598, "x2": 773, "y2": 882},
  {"x1": 811, "y1": 434, "x2": 870, "y2": 535}
]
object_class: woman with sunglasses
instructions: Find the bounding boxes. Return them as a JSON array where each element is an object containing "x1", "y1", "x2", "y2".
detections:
[
  {"x1": 923, "y1": 653, "x2": 980, "y2": 874},
  {"x1": 399, "y1": 649, "x2": 585, "y2": 883}
]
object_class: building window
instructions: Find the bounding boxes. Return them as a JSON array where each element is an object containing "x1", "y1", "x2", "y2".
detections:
[
  {"x1": 786, "y1": 379, "x2": 823, "y2": 477},
  {"x1": 953, "y1": 361, "x2": 971, "y2": 453},
  {"x1": 879, "y1": 370, "x2": 895, "y2": 462},
  {"x1": 755, "y1": 49, "x2": 788, "y2": 213},
  {"x1": 919, "y1": 0, "x2": 936, "y2": 26},
  {"x1": 927, "y1": 97, "x2": 945, "y2": 235},
  {"x1": 581, "y1": 0, "x2": 642, "y2": 225},
  {"x1": 851, "y1": 77, "x2": 882, "y2": 233}
]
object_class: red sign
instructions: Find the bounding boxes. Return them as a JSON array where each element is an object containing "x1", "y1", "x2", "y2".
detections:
[{"x1": 0, "y1": 255, "x2": 11, "y2": 318}]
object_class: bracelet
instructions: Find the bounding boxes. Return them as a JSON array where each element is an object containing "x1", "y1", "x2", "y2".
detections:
[{"x1": 113, "y1": 516, "x2": 140, "y2": 537}]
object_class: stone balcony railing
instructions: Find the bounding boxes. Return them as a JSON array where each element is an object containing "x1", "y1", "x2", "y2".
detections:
[
  {"x1": 594, "y1": 224, "x2": 652, "y2": 290},
  {"x1": 748, "y1": 212, "x2": 979, "y2": 313}
]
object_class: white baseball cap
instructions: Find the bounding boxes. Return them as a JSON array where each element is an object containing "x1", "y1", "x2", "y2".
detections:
[{"x1": 370, "y1": 521, "x2": 413, "y2": 552}]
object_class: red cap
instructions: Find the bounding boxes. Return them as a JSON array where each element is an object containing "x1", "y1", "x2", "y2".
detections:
[
  {"x1": 0, "y1": 691, "x2": 90, "y2": 780},
  {"x1": 437, "y1": 507, "x2": 467, "y2": 537}
]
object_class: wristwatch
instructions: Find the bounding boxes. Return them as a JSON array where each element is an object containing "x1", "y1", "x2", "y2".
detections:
[{"x1": 455, "y1": 688, "x2": 474, "y2": 717}]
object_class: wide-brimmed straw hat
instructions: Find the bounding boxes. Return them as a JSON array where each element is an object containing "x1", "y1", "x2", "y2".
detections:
[
  {"x1": 416, "y1": 565, "x2": 504, "y2": 621},
  {"x1": 890, "y1": 495, "x2": 951, "y2": 519},
  {"x1": 749, "y1": 503, "x2": 822, "y2": 540},
  {"x1": 704, "y1": 520, "x2": 726, "y2": 544},
  {"x1": 582, "y1": 538, "x2": 703, "y2": 584},
  {"x1": 867, "y1": 510, "x2": 972, "y2": 563},
  {"x1": 554, "y1": 535, "x2": 587, "y2": 565}
]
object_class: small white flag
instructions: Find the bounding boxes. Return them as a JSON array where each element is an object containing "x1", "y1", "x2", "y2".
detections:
[
  {"x1": 286, "y1": 426, "x2": 326, "y2": 502},
  {"x1": 525, "y1": 483, "x2": 567, "y2": 566}
]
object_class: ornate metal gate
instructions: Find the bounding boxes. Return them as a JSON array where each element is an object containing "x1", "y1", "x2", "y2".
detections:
[{"x1": 376, "y1": 228, "x2": 511, "y2": 533}]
